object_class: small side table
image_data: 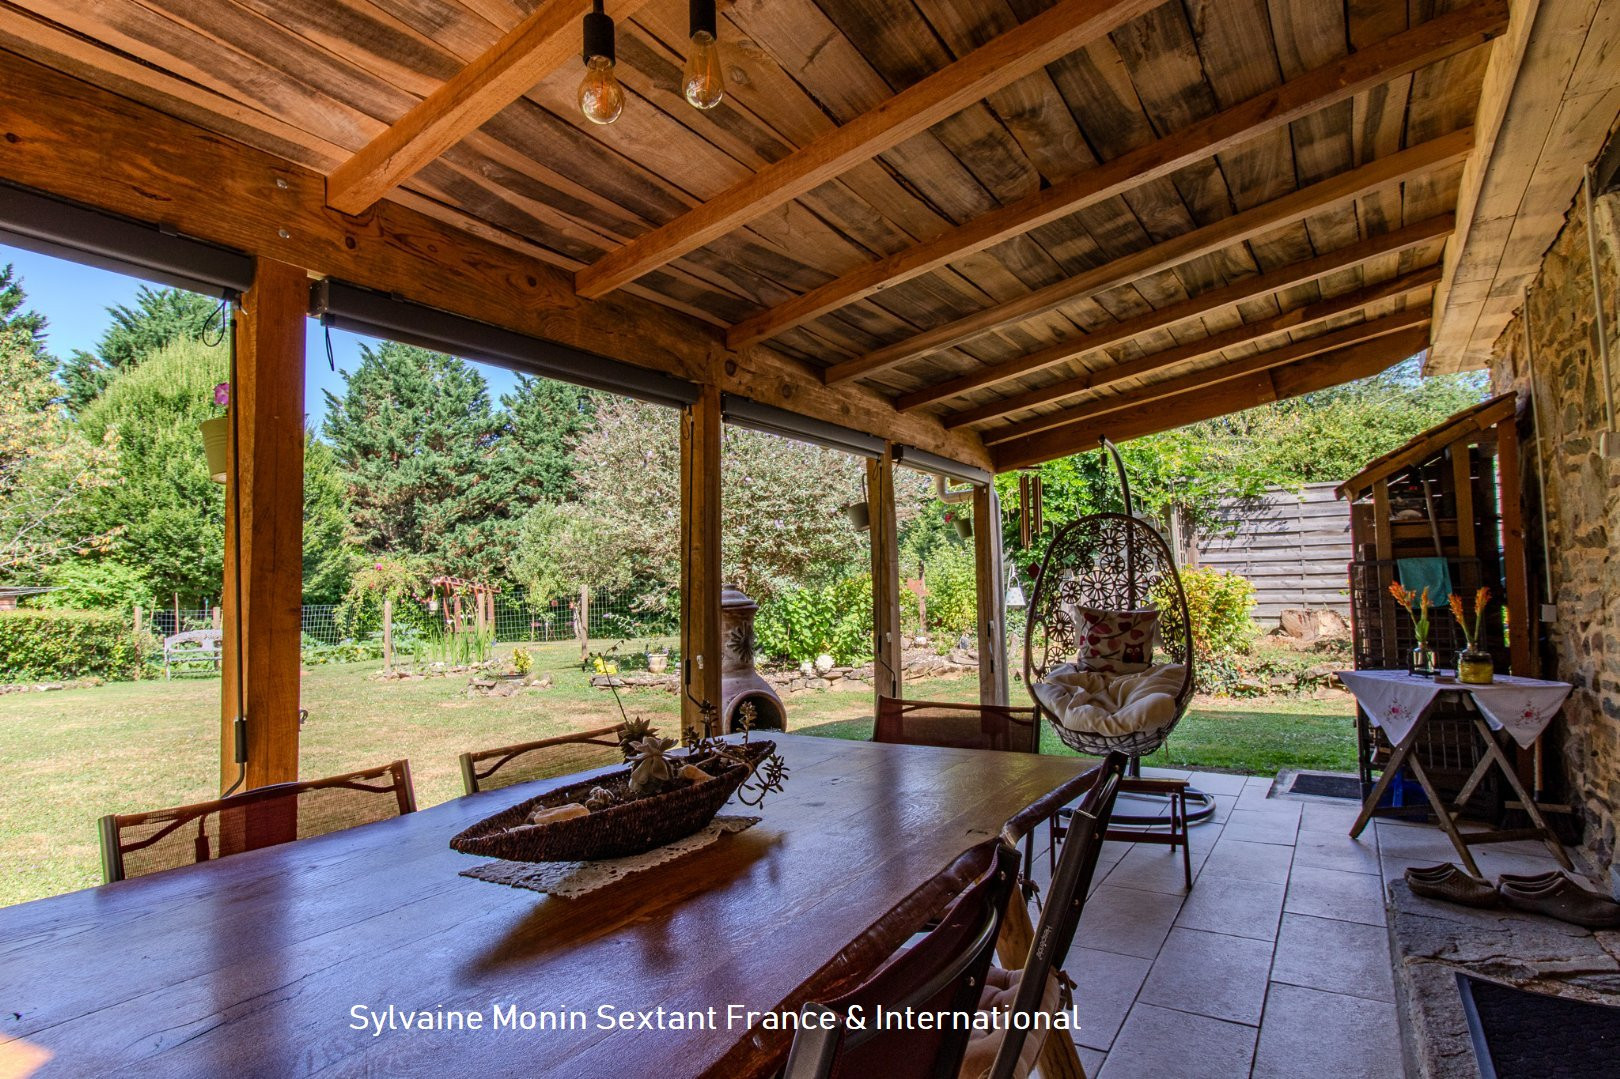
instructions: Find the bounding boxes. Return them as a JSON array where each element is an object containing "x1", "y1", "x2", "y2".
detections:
[{"x1": 1338, "y1": 670, "x2": 1573, "y2": 875}]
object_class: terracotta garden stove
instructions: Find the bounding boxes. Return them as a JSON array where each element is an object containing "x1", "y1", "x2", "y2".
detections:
[{"x1": 720, "y1": 585, "x2": 786, "y2": 734}]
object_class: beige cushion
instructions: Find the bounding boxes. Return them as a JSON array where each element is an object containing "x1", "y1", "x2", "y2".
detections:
[
  {"x1": 959, "y1": 966, "x2": 1062, "y2": 1079},
  {"x1": 1032, "y1": 663, "x2": 1186, "y2": 736}
]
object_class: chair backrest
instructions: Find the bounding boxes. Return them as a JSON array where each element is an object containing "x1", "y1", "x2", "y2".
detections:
[
  {"x1": 1024, "y1": 512, "x2": 1195, "y2": 704},
  {"x1": 99, "y1": 760, "x2": 415, "y2": 883},
  {"x1": 458, "y1": 724, "x2": 627, "y2": 795},
  {"x1": 782, "y1": 840, "x2": 1021, "y2": 1079},
  {"x1": 874, "y1": 697, "x2": 1039, "y2": 754},
  {"x1": 987, "y1": 752, "x2": 1128, "y2": 1079}
]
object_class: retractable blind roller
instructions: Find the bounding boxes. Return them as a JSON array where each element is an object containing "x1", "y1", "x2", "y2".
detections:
[
  {"x1": 893, "y1": 444, "x2": 993, "y2": 486},
  {"x1": 720, "y1": 394, "x2": 885, "y2": 459},
  {"x1": 312, "y1": 279, "x2": 699, "y2": 409},
  {"x1": 0, "y1": 184, "x2": 254, "y2": 299}
]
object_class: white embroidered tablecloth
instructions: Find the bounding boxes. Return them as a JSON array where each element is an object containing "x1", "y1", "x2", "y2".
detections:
[{"x1": 1337, "y1": 670, "x2": 1573, "y2": 748}]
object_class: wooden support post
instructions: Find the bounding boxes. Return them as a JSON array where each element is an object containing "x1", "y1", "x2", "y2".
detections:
[
  {"x1": 868, "y1": 447, "x2": 903, "y2": 712},
  {"x1": 974, "y1": 483, "x2": 1009, "y2": 707},
  {"x1": 1372, "y1": 480, "x2": 1398, "y2": 668},
  {"x1": 382, "y1": 597, "x2": 394, "y2": 673},
  {"x1": 681, "y1": 384, "x2": 724, "y2": 735},
  {"x1": 220, "y1": 258, "x2": 307, "y2": 794},
  {"x1": 1495, "y1": 416, "x2": 1534, "y2": 677}
]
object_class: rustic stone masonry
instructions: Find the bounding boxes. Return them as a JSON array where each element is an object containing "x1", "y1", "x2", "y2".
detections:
[{"x1": 1488, "y1": 178, "x2": 1620, "y2": 892}]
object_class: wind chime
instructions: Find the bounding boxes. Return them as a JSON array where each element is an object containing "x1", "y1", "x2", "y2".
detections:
[{"x1": 1017, "y1": 470, "x2": 1044, "y2": 549}]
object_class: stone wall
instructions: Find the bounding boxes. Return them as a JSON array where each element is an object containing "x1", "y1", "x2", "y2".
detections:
[{"x1": 1487, "y1": 179, "x2": 1620, "y2": 891}]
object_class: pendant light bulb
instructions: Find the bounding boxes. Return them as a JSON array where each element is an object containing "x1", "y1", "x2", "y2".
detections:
[
  {"x1": 578, "y1": 1, "x2": 623, "y2": 125},
  {"x1": 682, "y1": 0, "x2": 725, "y2": 109}
]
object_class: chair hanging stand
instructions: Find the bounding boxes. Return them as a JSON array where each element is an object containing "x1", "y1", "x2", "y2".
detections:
[{"x1": 1024, "y1": 439, "x2": 1214, "y2": 845}]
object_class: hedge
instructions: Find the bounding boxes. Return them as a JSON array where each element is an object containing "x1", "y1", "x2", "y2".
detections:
[{"x1": 0, "y1": 609, "x2": 151, "y2": 682}]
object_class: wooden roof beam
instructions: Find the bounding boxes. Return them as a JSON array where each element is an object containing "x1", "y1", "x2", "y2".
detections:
[
  {"x1": 825, "y1": 127, "x2": 1474, "y2": 386},
  {"x1": 992, "y1": 326, "x2": 1433, "y2": 471},
  {"x1": 733, "y1": 0, "x2": 1505, "y2": 353},
  {"x1": 906, "y1": 214, "x2": 1453, "y2": 415},
  {"x1": 326, "y1": 0, "x2": 655, "y2": 215},
  {"x1": 983, "y1": 306, "x2": 1431, "y2": 445},
  {"x1": 973, "y1": 266, "x2": 1442, "y2": 443},
  {"x1": 572, "y1": 0, "x2": 1162, "y2": 300}
]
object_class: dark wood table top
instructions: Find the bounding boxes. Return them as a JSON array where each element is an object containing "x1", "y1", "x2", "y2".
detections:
[{"x1": 0, "y1": 734, "x2": 1094, "y2": 1078}]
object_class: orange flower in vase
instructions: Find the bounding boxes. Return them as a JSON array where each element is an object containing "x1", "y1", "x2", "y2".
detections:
[
  {"x1": 1450, "y1": 587, "x2": 1495, "y2": 684},
  {"x1": 1390, "y1": 582, "x2": 1435, "y2": 674}
]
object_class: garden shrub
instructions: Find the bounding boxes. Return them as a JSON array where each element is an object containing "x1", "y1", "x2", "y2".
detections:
[
  {"x1": 1158, "y1": 566, "x2": 1257, "y2": 661},
  {"x1": 0, "y1": 609, "x2": 151, "y2": 681},
  {"x1": 755, "y1": 574, "x2": 873, "y2": 666},
  {"x1": 919, "y1": 542, "x2": 977, "y2": 645}
]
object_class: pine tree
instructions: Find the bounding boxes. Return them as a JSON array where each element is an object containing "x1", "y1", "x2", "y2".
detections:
[
  {"x1": 322, "y1": 342, "x2": 505, "y2": 580},
  {"x1": 0, "y1": 263, "x2": 48, "y2": 346},
  {"x1": 497, "y1": 376, "x2": 591, "y2": 504},
  {"x1": 60, "y1": 286, "x2": 220, "y2": 411}
]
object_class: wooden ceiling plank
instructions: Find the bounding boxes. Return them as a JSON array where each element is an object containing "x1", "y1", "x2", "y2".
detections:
[
  {"x1": 910, "y1": 213, "x2": 1452, "y2": 415},
  {"x1": 977, "y1": 291, "x2": 1437, "y2": 444},
  {"x1": 831, "y1": 126, "x2": 1473, "y2": 385},
  {"x1": 573, "y1": 0, "x2": 1164, "y2": 299},
  {"x1": 325, "y1": 0, "x2": 657, "y2": 214},
  {"x1": 991, "y1": 324, "x2": 1432, "y2": 469},
  {"x1": 734, "y1": 0, "x2": 1505, "y2": 355}
]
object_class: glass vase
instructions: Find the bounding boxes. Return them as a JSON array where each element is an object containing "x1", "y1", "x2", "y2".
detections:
[
  {"x1": 1457, "y1": 646, "x2": 1495, "y2": 685},
  {"x1": 1409, "y1": 642, "x2": 1436, "y2": 676}
]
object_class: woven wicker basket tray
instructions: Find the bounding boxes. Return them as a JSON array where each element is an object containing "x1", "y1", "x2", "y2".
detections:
[{"x1": 450, "y1": 741, "x2": 774, "y2": 862}]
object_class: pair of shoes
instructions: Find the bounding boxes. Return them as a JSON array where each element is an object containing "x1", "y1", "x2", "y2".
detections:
[
  {"x1": 1498, "y1": 872, "x2": 1620, "y2": 929},
  {"x1": 1405, "y1": 863, "x2": 1498, "y2": 908}
]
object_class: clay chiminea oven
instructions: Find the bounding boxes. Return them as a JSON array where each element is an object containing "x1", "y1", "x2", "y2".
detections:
[{"x1": 720, "y1": 585, "x2": 786, "y2": 734}]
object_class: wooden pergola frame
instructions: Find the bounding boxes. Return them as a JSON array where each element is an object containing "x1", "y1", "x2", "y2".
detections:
[{"x1": 2, "y1": 0, "x2": 1606, "y2": 837}]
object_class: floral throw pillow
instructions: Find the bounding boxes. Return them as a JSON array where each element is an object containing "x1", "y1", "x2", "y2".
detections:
[{"x1": 1073, "y1": 606, "x2": 1159, "y2": 674}]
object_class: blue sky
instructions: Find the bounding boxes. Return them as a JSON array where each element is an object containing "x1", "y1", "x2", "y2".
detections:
[{"x1": 2, "y1": 243, "x2": 522, "y2": 424}]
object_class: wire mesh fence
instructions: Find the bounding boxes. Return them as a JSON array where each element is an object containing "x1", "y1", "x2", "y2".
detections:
[
  {"x1": 144, "y1": 608, "x2": 216, "y2": 638},
  {"x1": 294, "y1": 589, "x2": 675, "y2": 649}
]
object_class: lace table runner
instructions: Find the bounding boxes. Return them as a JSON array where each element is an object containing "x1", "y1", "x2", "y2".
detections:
[
  {"x1": 1337, "y1": 670, "x2": 1572, "y2": 747},
  {"x1": 459, "y1": 816, "x2": 761, "y2": 897}
]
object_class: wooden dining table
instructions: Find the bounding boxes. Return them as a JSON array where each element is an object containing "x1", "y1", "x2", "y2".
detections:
[{"x1": 0, "y1": 733, "x2": 1097, "y2": 1078}]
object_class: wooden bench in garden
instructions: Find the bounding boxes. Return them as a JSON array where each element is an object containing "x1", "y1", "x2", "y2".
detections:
[{"x1": 163, "y1": 629, "x2": 223, "y2": 679}]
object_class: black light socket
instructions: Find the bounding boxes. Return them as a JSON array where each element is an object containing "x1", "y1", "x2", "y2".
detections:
[
  {"x1": 689, "y1": 0, "x2": 717, "y2": 40},
  {"x1": 583, "y1": 0, "x2": 615, "y2": 64}
]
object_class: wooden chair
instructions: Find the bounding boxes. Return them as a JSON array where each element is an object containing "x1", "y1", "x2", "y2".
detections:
[
  {"x1": 782, "y1": 840, "x2": 1021, "y2": 1079},
  {"x1": 874, "y1": 697, "x2": 1039, "y2": 754},
  {"x1": 98, "y1": 760, "x2": 415, "y2": 883},
  {"x1": 985, "y1": 751, "x2": 1127, "y2": 1079},
  {"x1": 458, "y1": 724, "x2": 626, "y2": 795}
]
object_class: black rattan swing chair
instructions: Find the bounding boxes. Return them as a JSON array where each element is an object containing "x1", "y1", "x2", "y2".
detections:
[{"x1": 1023, "y1": 438, "x2": 1214, "y2": 882}]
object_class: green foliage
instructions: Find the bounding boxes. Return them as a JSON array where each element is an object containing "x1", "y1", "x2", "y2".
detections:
[
  {"x1": 0, "y1": 609, "x2": 150, "y2": 682},
  {"x1": 755, "y1": 575, "x2": 873, "y2": 666},
  {"x1": 511, "y1": 647, "x2": 532, "y2": 676},
  {"x1": 61, "y1": 287, "x2": 220, "y2": 412},
  {"x1": 497, "y1": 377, "x2": 591, "y2": 503},
  {"x1": 337, "y1": 554, "x2": 429, "y2": 637},
  {"x1": 302, "y1": 437, "x2": 360, "y2": 604},
  {"x1": 75, "y1": 339, "x2": 228, "y2": 602},
  {"x1": 917, "y1": 541, "x2": 977, "y2": 643},
  {"x1": 420, "y1": 626, "x2": 494, "y2": 667},
  {"x1": 1163, "y1": 567, "x2": 1258, "y2": 661},
  {"x1": 322, "y1": 342, "x2": 510, "y2": 580},
  {"x1": 507, "y1": 499, "x2": 630, "y2": 600},
  {"x1": 39, "y1": 559, "x2": 150, "y2": 612},
  {"x1": 0, "y1": 264, "x2": 47, "y2": 346}
]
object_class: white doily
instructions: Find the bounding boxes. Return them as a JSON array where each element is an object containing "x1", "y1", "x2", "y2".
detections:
[{"x1": 459, "y1": 815, "x2": 761, "y2": 897}]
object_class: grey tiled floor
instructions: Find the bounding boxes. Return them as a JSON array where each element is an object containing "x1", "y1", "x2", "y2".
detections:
[{"x1": 1024, "y1": 769, "x2": 1566, "y2": 1079}]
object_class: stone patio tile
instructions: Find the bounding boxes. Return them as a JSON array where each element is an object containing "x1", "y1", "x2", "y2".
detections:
[
  {"x1": 1067, "y1": 946, "x2": 1153, "y2": 1051},
  {"x1": 1271, "y1": 913, "x2": 1396, "y2": 1002},
  {"x1": 1174, "y1": 874, "x2": 1285, "y2": 941},
  {"x1": 1299, "y1": 800, "x2": 1363, "y2": 834},
  {"x1": 1220, "y1": 808, "x2": 1300, "y2": 847},
  {"x1": 1140, "y1": 765, "x2": 1193, "y2": 781},
  {"x1": 1373, "y1": 819, "x2": 1465, "y2": 861},
  {"x1": 1207, "y1": 794, "x2": 1236, "y2": 823},
  {"x1": 1293, "y1": 829, "x2": 1381, "y2": 875},
  {"x1": 1235, "y1": 787, "x2": 1303, "y2": 817},
  {"x1": 1185, "y1": 771, "x2": 1249, "y2": 796},
  {"x1": 1251, "y1": 983, "x2": 1403, "y2": 1079},
  {"x1": 1137, "y1": 927, "x2": 1274, "y2": 1025},
  {"x1": 1100, "y1": 841, "x2": 1206, "y2": 894},
  {"x1": 1097, "y1": 1003, "x2": 1257, "y2": 1079},
  {"x1": 1186, "y1": 820, "x2": 1225, "y2": 853},
  {"x1": 1244, "y1": 775, "x2": 1274, "y2": 791},
  {"x1": 1284, "y1": 865, "x2": 1389, "y2": 926},
  {"x1": 1200, "y1": 837, "x2": 1294, "y2": 884},
  {"x1": 1074, "y1": 885, "x2": 1184, "y2": 959},
  {"x1": 1078, "y1": 1047, "x2": 1106, "y2": 1076}
]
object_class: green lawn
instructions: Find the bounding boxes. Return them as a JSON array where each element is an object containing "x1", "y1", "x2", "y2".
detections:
[{"x1": 0, "y1": 644, "x2": 1353, "y2": 908}]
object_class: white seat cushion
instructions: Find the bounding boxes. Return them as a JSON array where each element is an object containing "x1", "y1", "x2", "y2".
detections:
[{"x1": 1032, "y1": 663, "x2": 1187, "y2": 737}]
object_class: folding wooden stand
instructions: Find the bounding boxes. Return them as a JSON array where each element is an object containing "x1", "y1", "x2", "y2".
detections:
[{"x1": 1348, "y1": 692, "x2": 1571, "y2": 876}]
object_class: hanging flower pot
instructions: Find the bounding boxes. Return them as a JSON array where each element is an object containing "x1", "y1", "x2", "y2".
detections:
[
  {"x1": 953, "y1": 515, "x2": 973, "y2": 540},
  {"x1": 199, "y1": 415, "x2": 229, "y2": 484},
  {"x1": 843, "y1": 500, "x2": 870, "y2": 530}
]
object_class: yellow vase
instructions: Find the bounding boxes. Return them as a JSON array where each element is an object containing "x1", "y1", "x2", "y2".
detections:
[{"x1": 1457, "y1": 646, "x2": 1494, "y2": 685}]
